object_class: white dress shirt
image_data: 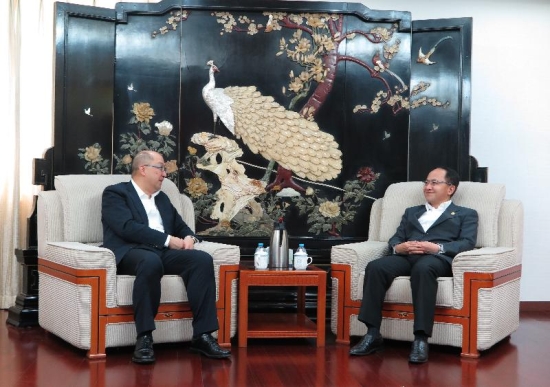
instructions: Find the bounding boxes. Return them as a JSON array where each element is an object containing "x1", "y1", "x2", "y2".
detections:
[
  {"x1": 418, "y1": 200, "x2": 452, "y2": 232},
  {"x1": 131, "y1": 180, "x2": 170, "y2": 246}
]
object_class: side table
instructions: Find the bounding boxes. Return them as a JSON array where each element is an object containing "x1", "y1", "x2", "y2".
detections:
[{"x1": 238, "y1": 263, "x2": 326, "y2": 347}]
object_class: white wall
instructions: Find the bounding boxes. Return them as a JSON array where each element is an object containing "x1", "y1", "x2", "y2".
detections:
[{"x1": 349, "y1": 0, "x2": 550, "y2": 300}]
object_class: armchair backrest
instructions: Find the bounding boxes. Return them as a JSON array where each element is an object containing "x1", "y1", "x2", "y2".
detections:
[
  {"x1": 37, "y1": 175, "x2": 194, "y2": 256},
  {"x1": 368, "y1": 182, "x2": 507, "y2": 248}
]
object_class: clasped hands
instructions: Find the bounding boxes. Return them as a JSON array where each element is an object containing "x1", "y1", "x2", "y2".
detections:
[
  {"x1": 395, "y1": 241, "x2": 439, "y2": 255},
  {"x1": 168, "y1": 235, "x2": 196, "y2": 250}
]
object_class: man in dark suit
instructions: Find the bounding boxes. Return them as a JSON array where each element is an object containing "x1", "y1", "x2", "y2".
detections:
[
  {"x1": 349, "y1": 167, "x2": 478, "y2": 363},
  {"x1": 102, "y1": 150, "x2": 230, "y2": 363}
]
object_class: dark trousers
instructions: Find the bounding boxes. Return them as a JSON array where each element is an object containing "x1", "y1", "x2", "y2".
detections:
[
  {"x1": 117, "y1": 246, "x2": 219, "y2": 337},
  {"x1": 358, "y1": 254, "x2": 452, "y2": 336}
]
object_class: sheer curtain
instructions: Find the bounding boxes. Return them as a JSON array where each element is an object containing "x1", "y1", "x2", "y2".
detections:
[
  {"x1": 1, "y1": 0, "x2": 21, "y2": 309},
  {"x1": 0, "y1": 0, "x2": 156, "y2": 309}
]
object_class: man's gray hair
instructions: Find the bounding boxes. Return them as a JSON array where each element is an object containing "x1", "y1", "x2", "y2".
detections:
[{"x1": 131, "y1": 150, "x2": 154, "y2": 175}]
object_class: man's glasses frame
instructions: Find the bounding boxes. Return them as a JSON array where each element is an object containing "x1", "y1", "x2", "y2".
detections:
[
  {"x1": 423, "y1": 179, "x2": 452, "y2": 186},
  {"x1": 143, "y1": 164, "x2": 168, "y2": 173}
]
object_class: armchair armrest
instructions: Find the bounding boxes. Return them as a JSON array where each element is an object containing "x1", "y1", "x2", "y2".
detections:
[
  {"x1": 451, "y1": 246, "x2": 518, "y2": 309},
  {"x1": 452, "y1": 247, "x2": 517, "y2": 273},
  {"x1": 195, "y1": 241, "x2": 240, "y2": 265},
  {"x1": 41, "y1": 242, "x2": 118, "y2": 308},
  {"x1": 331, "y1": 241, "x2": 389, "y2": 299},
  {"x1": 331, "y1": 241, "x2": 389, "y2": 268}
]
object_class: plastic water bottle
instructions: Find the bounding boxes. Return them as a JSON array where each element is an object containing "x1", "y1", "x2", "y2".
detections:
[
  {"x1": 255, "y1": 242, "x2": 265, "y2": 254},
  {"x1": 296, "y1": 243, "x2": 307, "y2": 256},
  {"x1": 254, "y1": 243, "x2": 268, "y2": 269}
]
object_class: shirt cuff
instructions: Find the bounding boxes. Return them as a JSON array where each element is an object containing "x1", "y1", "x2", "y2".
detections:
[{"x1": 165, "y1": 235, "x2": 171, "y2": 247}]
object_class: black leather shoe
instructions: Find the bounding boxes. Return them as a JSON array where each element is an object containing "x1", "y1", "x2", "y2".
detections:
[
  {"x1": 132, "y1": 335, "x2": 155, "y2": 364},
  {"x1": 190, "y1": 333, "x2": 231, "y2": 359},
  {"x1": 349, "y1": 334, "x2": 383, "y2": 356},
  {"x1": 409, "y1": 338, "x2": 429, "y2": 363}
]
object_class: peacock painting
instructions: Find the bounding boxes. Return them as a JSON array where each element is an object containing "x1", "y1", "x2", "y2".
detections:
[{"x1": 202, "y1": 60, "x2": 342, "y2": 192}]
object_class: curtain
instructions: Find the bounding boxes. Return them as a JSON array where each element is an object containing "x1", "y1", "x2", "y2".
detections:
[
  {"x1": 0, "y1": 0, "x2": 157, "y2": 309},
  {"x1": 0, "y1": 0, "x2": 21, "y2": 309}
]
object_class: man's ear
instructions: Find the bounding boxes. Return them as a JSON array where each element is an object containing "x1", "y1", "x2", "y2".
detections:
[
  {"x1": 448, "y1": 185, "x2": 456, "y2": 196},
  {"x1": 138, "y1": 165, "x2": 147, "y2": 176}
]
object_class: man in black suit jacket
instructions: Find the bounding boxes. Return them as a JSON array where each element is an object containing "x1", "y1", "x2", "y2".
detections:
[
  {"x1": 102, "y1": 150, "x2": 230, "y2": 363},
  {"x1": 349, "y1": 167, "x2": 478, "y2": 363}
]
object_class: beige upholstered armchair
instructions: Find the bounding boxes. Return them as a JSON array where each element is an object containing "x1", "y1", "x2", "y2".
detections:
[
  {"x1": 37, "y1": 175, "x2": 240, "y2": 359},
  {"x1": 331, "y1": 182, "x2": 523, "y2": 358}
]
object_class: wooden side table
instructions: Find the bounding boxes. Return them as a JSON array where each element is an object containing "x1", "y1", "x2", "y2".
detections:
[{"x1": 238, "y1": 263, "x2": 326, "y2": 347}]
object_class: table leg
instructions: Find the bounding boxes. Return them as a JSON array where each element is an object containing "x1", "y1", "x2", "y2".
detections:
[
  {"x1": 238, "y1": 273, "x2": 249, "y2": 347},
  {"x1": 297, "y1": 286, "x2": 306, "y2": 314},
  {"x1": 316, "y1": 272, "x2": 326, "y2": 347}
]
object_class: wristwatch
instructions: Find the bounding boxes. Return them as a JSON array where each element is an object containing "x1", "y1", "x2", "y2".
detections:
[
  {"x1": 437, "y1": 243, "x2": 445, "y2": 254},
  {"x1": 188, "y1": 235, "x2": 199, "y2": 244}
]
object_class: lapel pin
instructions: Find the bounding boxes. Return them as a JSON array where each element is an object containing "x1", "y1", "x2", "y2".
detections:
[{"x1": 451, "y1": 212, "x2": 456, "y2": 215}]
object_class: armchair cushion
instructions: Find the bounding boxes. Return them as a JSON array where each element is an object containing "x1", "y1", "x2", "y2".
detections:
[{"x1": 55, "y1": 175, "x2": 130, "y2": 243}]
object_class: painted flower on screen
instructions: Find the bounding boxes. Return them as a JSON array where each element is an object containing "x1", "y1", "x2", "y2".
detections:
[
  {"x1": 187, "y1": 177, "x2": 208, "y2": 198},
  {"x1": 357, "y1": 166, "x2": 378, "y2": 183},
  {"x1": 132, "y1": 102, "x2": 155, "y2": 123},
  {"x1": 84, "y1": 145, "x2": 101, "y2": 162},
  {"x1": 319, "y1": 201, "x2": 340, "y2": 218},
  {"x1": 77, "y1": 143, "x2": 110, "y2": 174},
  {"x1": 155, "y1": 120, "x2": 173, "y2": 136},
  {"x1": 165, "y1": 160, "x2": 178, "y2": 175}
]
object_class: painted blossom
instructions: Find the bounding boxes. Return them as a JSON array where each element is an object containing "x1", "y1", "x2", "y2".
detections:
[
  {"x1": 155, "y1": 120, "x2": 173, "y2": 136},
  {"x1": 289, "y1": 78, "x2": 304, "y2": 93},
  {"x1": 132, "y1": 102, "x2": 155, "y2": 123},
  {"x1": 187, "y1": 177, "x2": 208, "y2": 198},
  {"x1": 165, "y1": 160, "x2": 178, "y2": 174},
  {"x1": 319, "y1": 201, "x2": 340, "y2": 218},
  {"x1": 84, "y1": 144, "x2": 101, "y2": 162},
  {"x1": 306, "y1": 16, "x2": 326, "y2": 29},
  {"x1": 357, "y1": 167, "x2": 378, "y2": 183}
]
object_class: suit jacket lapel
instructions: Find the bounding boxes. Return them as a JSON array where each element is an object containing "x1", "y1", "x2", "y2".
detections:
[
  {"x1": 429, "y1": 202, "x2": 459, "y2": 230},
  {"x1": 126, "y1": 182, "x2": 149, "y2": 224},
  {"x1": 155, "y1": 194, "x2": 173, "y2": 234},
  {"x1": 412, "y1": 206, "x2": 427, "y2": 233}
]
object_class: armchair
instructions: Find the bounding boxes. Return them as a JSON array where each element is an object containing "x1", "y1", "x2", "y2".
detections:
[
  {"x1": 331, "y1": 182, "x2": 523, "y2": 358},
  {"x1": 37, "y1": 175, "x2": 240, "y2": 358}
]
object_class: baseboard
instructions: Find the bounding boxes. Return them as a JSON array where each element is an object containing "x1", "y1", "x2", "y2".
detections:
[{"x1": 520, "y1": 301, "x2": 550, "y2": 312}]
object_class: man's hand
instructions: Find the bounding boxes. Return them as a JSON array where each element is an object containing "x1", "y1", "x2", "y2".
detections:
[
  {"x1": 395, "y1": 241, "x2": 440, "y2": 255},
  {"x1": 182, "y1": 235, "x2": 196, "y2": 250},
  {"x1": 168, "y1": 236, "x2": 195, "y2": 250}
]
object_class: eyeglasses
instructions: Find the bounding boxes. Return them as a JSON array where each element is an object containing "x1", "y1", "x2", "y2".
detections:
[
  {"x1": 143, "y1": 164, "x2": 167, "y2": 173},
  {"x1": 423, "y1": 179, "x2": 452, "y2": 186}
]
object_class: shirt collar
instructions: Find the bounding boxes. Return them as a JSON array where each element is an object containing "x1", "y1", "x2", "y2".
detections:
[
  {"x1": 131, "y1": 179, "x2": 160, "y2": 200},
  {"x1": 425, "y1": 200, "x2": 452, "y2": 212}
]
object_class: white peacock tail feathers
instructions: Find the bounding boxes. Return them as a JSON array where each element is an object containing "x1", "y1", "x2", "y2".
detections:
[{"x1": 224, "y1": 86, "x2": 342, "y2": 182}]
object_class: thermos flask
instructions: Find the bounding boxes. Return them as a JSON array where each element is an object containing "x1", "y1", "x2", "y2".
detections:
[{"x1": 269, "y1": 218, "x2": 289, "y2": 268}]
